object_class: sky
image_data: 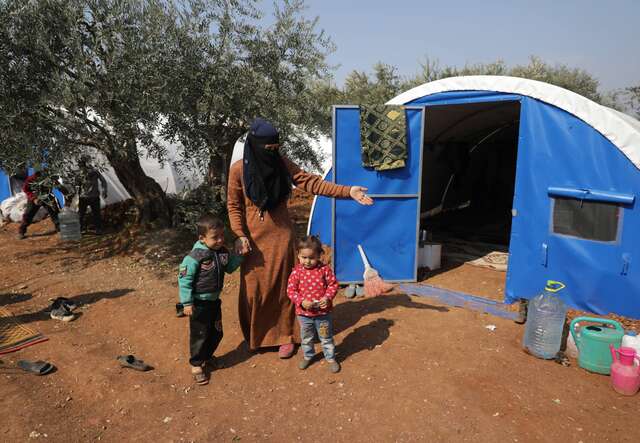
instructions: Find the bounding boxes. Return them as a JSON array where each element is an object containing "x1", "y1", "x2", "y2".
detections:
[{"x1": 262, "y1": 0, "x2": 640, "y2": 91}]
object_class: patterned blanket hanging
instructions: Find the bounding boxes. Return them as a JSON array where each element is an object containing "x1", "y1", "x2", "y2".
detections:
[{"x1": 360, "y1": 105, "x2": 408, "y2": 171}]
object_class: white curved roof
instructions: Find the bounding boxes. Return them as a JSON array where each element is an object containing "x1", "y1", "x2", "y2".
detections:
[{"x1": 387, "y1": 75, "x2": 640, "y2": 169}]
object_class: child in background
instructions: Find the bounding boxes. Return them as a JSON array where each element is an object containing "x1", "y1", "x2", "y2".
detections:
[
  {"x1": 287, "y1": 235, "x2": 340, "y2": 373},
  {"x1": 178, "y1": 214, "x2": 242, "y2": 385}
]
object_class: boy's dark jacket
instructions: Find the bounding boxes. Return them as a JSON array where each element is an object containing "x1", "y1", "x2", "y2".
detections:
[{"x1": 178, "y1": 241, "x2": 242, "y2": 305}]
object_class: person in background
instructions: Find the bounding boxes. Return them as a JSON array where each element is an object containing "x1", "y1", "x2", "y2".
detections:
[
  {"x1": 18, "y1": 171, "x2": 61, "y2": 240},
  {"x1": 76, "y1": 156, "x2": 108, "y2": 234}
]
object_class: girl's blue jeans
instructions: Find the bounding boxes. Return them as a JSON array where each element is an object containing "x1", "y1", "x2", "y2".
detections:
[{"x1": 297, "y1": 314, "x2": 335, "y2": 361}]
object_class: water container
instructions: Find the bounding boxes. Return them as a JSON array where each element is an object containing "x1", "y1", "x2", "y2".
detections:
[
  {"x1": 610, "y1": 345, "x2": 640, "y2": 396},
  {"x1": 58, "y1": 208, "x2": 81, "y2": 241},
  {"x1": 622, "y1": 331, "x2": 640, "y2": 356},
  {"x1": 522, "y1": 281, "x2": 567, "y2": 359},
  {"x1": 418, "y1": 243, "x2": 441, "y2": 270}
]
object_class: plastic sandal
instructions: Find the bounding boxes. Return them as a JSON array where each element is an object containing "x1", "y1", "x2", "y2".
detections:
[
  {"x1": 117, "y1": 355, "x2": 153, "y2": 371},
  {"x1": 17, "y1": 360, "x2": 55, "y2": 376}
]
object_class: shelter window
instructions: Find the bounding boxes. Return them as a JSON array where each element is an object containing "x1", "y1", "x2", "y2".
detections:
[{"x1": 552, "y1": 197, "x2": 621, "y2": 242}]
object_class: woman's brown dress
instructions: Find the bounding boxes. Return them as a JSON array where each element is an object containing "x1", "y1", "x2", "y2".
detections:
[{"x1": 227, "y1": 157, "x2": 351, "y2": 350}]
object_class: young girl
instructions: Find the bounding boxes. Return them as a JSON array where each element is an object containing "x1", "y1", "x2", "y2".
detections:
[{"x1": 287, "y1": 236, "x2": 340, "y2": 373}]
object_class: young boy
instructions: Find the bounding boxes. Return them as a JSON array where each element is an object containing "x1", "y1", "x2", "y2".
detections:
[{"x1": 178, "y1": 214, "x2": 242, "y2": 385}]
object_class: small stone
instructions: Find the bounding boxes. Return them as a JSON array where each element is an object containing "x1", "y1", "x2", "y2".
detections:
[
  {"x1": 552, "y1": 399, "x2": 561, "y2": 404},
  {"x1": 493, "y1": 412, "x2": 500, "y2": 417},
  {"x1": 29, "y1": 431, "x2": 41, "y2": 438},
  {"x1": 163, "y1": 417, "x2": 172, "y2": 424},
  {"x1": 19, "y1": 284, "x2": 28, "y2": 290}
]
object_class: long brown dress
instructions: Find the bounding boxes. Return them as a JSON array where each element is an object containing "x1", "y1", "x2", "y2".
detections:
[{"x1": 227, "y1": 157, "x2": 351, "y2": 350}]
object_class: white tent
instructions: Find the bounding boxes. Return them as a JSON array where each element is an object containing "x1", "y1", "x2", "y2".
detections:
[{"x1": 82, "y1": 144, "x2": 204, "y2": 207}]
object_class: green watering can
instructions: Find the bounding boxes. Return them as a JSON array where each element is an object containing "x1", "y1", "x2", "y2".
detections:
[{"x1": 570, "y1": 316, "x2": 624, "y2": 374}]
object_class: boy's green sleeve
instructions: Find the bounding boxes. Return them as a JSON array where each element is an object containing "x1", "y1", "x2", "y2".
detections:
[
  {"x1": 225, "y1": 254, "x2": 243, "y2": 274},
  {"x1": 178, "y1": 256, "x2": 199, "y2": 305}
]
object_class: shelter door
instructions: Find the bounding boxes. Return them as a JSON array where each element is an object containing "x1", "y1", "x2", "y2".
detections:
[{"x1": 332, "y1": 106, "x2": 424, "y2": 283}]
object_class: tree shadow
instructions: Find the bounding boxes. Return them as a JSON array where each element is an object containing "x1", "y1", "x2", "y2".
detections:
[
  {"x1": 10, "y1": 288, "x2": 134, "y2": 325},
  {"x1": 0, "y1": 292, "x2": 33, "y2": 306},
  {"x1": 333, "y1": 293, "x2": 448, "y2": 336},
  {"x1": 337, "y1": 318, "x2": 394, "y2": 363},
  {"x1": 216, "y1": 341, "x2": 254, "y2": 370}
]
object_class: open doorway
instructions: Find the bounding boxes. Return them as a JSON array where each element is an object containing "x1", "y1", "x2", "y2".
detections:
[{"x1": 419, "y1": 100, "x2": 521, "y2": 299}]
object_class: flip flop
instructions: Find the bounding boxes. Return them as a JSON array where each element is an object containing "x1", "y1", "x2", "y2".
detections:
[
  {"x1": 17, "y1": 360, "x2": 55, "y2": 376},
  {"x1": 117, "y1": 355, "x2": 153, "y2": 372}
]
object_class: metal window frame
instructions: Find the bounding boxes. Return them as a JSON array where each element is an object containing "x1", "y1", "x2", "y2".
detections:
[{"x1": 549, "y1": 196, "x2": 624, "y2": 245}]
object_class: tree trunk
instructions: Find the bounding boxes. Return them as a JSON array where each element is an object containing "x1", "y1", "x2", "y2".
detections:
[
  {"x1": 106, "y1": 150, "x2": 172, "y2": 227},
  {"x1": 207, "y1": 149, "x2": 228, "y2": 199}
]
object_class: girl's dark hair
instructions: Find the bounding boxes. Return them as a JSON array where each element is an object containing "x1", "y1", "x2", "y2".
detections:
[
  {"x1": 297, "y1": 235, "x2": 323, "y2": 255},
  {"x1": 197, "y1": 213, "x2": 225, "y2": 236}
]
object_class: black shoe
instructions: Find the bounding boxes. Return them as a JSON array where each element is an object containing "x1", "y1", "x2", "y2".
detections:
[
  {"x1": 51, "y1": 297, "x2": 78, "y2": 312},
  {"x1": 175, "y1": 303, "x2": 185, "y2": 318},
  {"x1": 327, "y1": 360, "x2": 341, "y2": 373}
]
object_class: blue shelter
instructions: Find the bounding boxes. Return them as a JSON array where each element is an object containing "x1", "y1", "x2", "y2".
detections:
[{"x1": 308, "y1": 76, "x2": 640, "y2": 319}]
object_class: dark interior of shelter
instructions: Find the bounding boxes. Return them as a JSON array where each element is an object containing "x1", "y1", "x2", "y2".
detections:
[{"x1": 420, "y1": 101, "x2": 521, "y2": 247}]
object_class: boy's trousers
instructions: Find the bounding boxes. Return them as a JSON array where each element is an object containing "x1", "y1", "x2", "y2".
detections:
[{"x1": 189, "y1": 299, "x2": 223, "y2": 367}]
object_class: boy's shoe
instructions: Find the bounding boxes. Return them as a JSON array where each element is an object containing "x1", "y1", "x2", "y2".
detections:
[
  {"x1": 50, "y1": 306, "x2": 74, "y2": 322},
  {"x1": 192, "y1": 366, "x2": 209, "y2": 385},
  {"x1": 175, "y1": 303, "x2": 185, "y2": 318},
  {"x1": 298, "y1": 358, "x2": 312, "y2": 370},
  {"x1": 278, "y1": 343, "x2": 295, "y2": 359},
  {"x1": 327, "y1": 360, "x2": 341, "y2": 373},
  {"x1": 355, "y1": 285, "x2": 365, "y2": 297},
  {"x1": 17, "y1": 233, "x2": 26, "y2": 240}
]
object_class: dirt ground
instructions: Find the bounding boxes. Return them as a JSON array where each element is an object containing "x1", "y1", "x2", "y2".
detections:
[{"x1": 1, "y1": 200, "x2": 639, "y2": 442}]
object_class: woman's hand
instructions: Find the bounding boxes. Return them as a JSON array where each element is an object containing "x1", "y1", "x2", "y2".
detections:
[
  {"x1": 234, "y1": 236, "x2": 252, "y2": 255},
  {"x1": 350, "y1": 186, "x2": 373, "y2": 206}
]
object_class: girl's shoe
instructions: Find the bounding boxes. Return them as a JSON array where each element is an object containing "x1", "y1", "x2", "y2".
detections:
[
  {"x1": 344, "y1": 284, "x2": 356, "y2": 299},
  {"x1": 278, "y1": 343, "x2": 295, "y2": 359},
  {"x1": 327, "y1": 360, "x2": 341, "y2": 373},
  {"x1": 355, "y1": 285, "x2": 365, "y2": 297},
  {"x1": 298, "y1": 358, "x2": 312, "y2": 370}
]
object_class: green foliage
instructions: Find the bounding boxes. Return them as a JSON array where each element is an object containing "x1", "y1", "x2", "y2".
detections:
[
  {"x1": 0, "y1": 0, "x2": 176, "y2": 165},
  {"x1": 623, "y1": 85, "x2": 640, "y2": 118},
  {"x1": 163, "y1": 0, "x2": 335, "y2": 177},
  {"x1": 170, "y1": 184, "x2": 227, "y2": 233},
  {"x1": 331, "y1": 56, "x2": 612, "y2": 107},
  {"x1": 0, "y1": 0, "x2": 184, "y2": 223}
]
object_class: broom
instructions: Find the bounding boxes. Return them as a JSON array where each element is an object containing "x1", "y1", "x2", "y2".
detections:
[{"x1": 357, "y1": 244, "x2": 394, "y2": 296}]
